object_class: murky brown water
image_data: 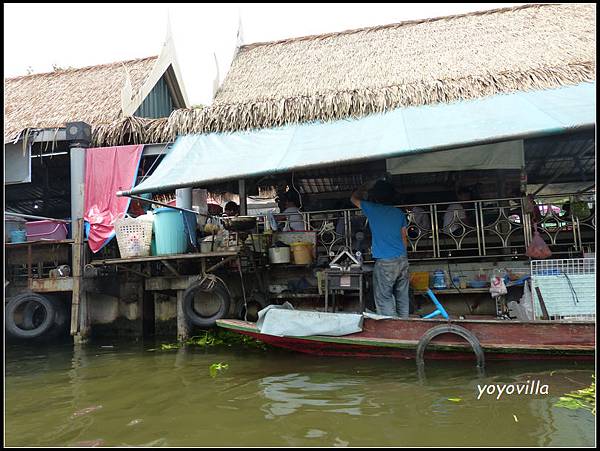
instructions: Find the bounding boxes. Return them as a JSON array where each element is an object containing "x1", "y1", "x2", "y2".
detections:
[{"x1": 4, "y1": 339, "x2": 595, "y2": 447}]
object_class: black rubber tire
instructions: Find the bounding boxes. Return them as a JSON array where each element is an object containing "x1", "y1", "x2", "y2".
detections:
[
  {"x1": 44, "y1": 297, "x2": 70, "y2": 339},
  {"x1": 22, "y1": 301, "x2": 40, "y2": 330},
  {"x1": 415, "y1": 324, "x2": 485, "y2": 369},
  {"x1": 5, "y1": 293, "x2": 57, "y2": 339},
  {"x1": 183, "y1": 279, "x2": 231, "y2": 328}
]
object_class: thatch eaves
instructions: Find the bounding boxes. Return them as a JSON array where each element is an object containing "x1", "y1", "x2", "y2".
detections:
[
  {"x1": 92, "y1": 3, "x2": 595, "y2": 146},
  {"x1": 4, "y1": 56, "x2": 158, "y2": 143},
  {"x1": 212, "y1": 3, "x2": 595, "y2": 131}
]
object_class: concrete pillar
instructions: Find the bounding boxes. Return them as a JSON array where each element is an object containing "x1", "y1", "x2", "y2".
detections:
[
  {"x1": 69, "y1": 146, "x2": 87, "y2": 225},
  {"x1": 239, "y1": 179, "x2": 247, "y2": 215},
  {"x1": 66, "y1": 121, "x2": 91, "y2": 223},
  {"x1": 66, "y1": 122, "x2": 92, "y2": 342},
  {"x1": 176, "y1": 188, "x2": 192, "y2": 209}
]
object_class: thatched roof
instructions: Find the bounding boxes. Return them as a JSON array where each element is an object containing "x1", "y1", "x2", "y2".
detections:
[
  {"x1": 93, "y1": 3, "x2": 595, "y2": 146},
  {"x1": 4, "y1": 56, "x2": 158, "y2": 143}
]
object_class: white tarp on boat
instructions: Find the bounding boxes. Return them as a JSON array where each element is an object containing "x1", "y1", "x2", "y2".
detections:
[{"x1": 256, "y1": 303, "x2": 363, "y2": 337}]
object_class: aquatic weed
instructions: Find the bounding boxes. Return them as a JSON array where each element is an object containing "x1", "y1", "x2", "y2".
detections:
[
  {"x1": 209, "y1": 362, "x2": 229, "y2": 378},
  {"x1": 155, "y1": 329, "x2": 266, "y2": 351},
  {"x1": 554, "y1": 375, "x2": 595, "y2": 415}
]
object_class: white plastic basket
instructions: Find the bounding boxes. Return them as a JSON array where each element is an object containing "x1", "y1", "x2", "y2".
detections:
[
  {"x1": 531, "y1": 258, "x2": 596, "y2": 320},
  {"x1": 114, "y1": 214, "x2": 154, "y2": 258}
]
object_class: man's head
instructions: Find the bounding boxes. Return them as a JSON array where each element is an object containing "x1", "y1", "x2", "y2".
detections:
[
  {"x1": 277, "y1": 192, "x2": 300, "y2": 210},
  {"x1": 370, "y1": 180, "x2": 396, "y2": 205},
  {"x1": 224, "y1": 201, "x2": 239, "y2": 216}
]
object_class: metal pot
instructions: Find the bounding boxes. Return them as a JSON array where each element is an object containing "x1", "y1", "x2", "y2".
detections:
[
  {"x1": 200, "y1": 236, "x2": 215, "y2": 253},
  {"x1": 222, "y1": 216, "x2": 257, "y2": 232},
  {"x1": 268, "y1": 246, "x2": 291, "y2": 264}
]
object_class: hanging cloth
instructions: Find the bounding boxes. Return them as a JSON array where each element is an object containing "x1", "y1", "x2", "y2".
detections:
[{"x1": 84, "y1": 145, "x2": 144, "y2": 253}]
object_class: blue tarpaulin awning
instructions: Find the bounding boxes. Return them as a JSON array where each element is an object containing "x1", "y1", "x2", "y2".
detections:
[{"x1": 122, "y1": 82, "x2": 595, "y2": 195}]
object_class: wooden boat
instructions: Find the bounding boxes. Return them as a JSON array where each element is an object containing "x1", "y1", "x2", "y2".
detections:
[{"x1": 217, "y1": 316, "x2": 595, "y2": 362}]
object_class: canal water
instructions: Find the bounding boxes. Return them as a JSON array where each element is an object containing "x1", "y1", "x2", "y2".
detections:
[{"x1": 5, "y1": 338, "x2": 595, "y2": 447}]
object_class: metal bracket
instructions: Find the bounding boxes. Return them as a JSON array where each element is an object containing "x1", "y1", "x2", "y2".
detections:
[{"x1": 329, "y1": 247, "x2": 361, "y2": 271}]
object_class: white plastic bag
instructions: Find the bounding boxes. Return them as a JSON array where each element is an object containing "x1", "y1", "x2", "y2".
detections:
[
  {"x1": 519, "y1": 280, "x2": 535, "y2": 320},
  {"x1": 490, "y1": 275, "x2": 507, "y2": 298},
  {"x1": 507, "y1": 301, "x2": 525, "y2": 320}
]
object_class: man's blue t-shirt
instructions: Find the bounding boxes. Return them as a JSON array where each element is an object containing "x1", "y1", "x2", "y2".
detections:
[{"x1": 361, "y1": 201, "x2": 407, "y2": 259}]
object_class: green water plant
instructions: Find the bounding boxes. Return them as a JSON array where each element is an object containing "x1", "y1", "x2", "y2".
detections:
[
  {"x1": 159, "y1": 343, "x2": 180, "y2": 350},
  {"x1": 155, "y1": 329, "x2": 266, "y2": 351},
  {"x1": 554, "y1": 375, "x2": 595, "y2": 415},
  {"x1": 209, "y1": 362, "x2": 229, "y2": 378}
]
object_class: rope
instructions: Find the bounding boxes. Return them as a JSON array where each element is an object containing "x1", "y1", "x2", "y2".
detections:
[{"x1": 237, "y1": 257, "x2": 248, "y2": 321}]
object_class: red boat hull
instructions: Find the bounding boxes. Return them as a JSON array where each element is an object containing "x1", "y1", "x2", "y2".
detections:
[{"x1": 217, "y1": 317, "x2": 595, "y2": 361}]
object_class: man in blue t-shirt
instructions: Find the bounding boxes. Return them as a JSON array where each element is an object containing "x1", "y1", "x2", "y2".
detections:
[{"x1": 351, "y1": 180, "x2": 409, "y2": 318}]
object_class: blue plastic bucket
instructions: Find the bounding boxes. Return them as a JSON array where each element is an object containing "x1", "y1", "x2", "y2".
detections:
[
  {"x1": 10, "y1": 230, "x2": 27, "y2": 243},
  {"x1": 153, "y1": 208, "x2": 187, "y2": 255},
  {"x1": 150, "y1": 236, "x2": 157, "y2": 256}
]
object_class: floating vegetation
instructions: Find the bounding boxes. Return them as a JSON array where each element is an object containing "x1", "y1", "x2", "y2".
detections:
[
  {"x1": 209, "y1": 362, "x2": 229, "y2": 378},
  {"x1": 159, "y1": 343, "x2": 180, "y2": 351},
  {"x1": 554, "y1": 375, "x2": 595, "y2": 415},
  {"x1": 154, "y1": 329, "x2": 267, "y2": 352}
]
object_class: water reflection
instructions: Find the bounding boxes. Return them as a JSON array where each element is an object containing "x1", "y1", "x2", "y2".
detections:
[
  {"x1": 4, "y1": 342, "x2": 595, "y2": 447},
  {"x1": 260, "y1": 373, "x2": 367, "y2": 418}
]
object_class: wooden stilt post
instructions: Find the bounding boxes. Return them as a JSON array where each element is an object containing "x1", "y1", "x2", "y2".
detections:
[
  {"x1": 176, "y1": 290, "x2": 190, "y2": 342},
  {"x1": 71, "y1": 218, "x2": 89, "y2": 343},
  {"x1": 67, "y1": 123, "x2": 91, "y2": 343},
  {"x1": 141, "y1": 268, "x2": 155, "y2": 338}
]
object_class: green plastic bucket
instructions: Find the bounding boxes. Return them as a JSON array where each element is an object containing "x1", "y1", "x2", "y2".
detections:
[{"x1": 153, "y1": 208, "x2": 187, "y2": 255}]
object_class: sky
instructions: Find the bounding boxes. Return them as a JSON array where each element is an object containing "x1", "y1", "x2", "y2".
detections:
[{"x1": 4, "y1": 3, "x2": 526, "y2": 106}]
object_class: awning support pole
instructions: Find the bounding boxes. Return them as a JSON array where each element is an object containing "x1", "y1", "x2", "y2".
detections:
[{"x1": 239, "y1": 179, "x2": 247, "y2": 215}]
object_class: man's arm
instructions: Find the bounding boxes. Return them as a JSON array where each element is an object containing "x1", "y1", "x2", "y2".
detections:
[
  {"x1": 401, "y1": 227, "x2": 408, "y2": 248},
  {"x1": 350, "y1": 181, "x2": 375, "y2": 208}
]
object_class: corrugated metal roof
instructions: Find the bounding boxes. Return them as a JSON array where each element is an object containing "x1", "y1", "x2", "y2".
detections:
[{"x1": 134, "y1": 76, "x2": 175, "y2": 119}]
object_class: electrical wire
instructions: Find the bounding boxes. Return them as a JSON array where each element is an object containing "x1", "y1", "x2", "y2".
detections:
[
  {"x1": 291, "y1": 171, "x2": 303, "y2": 210},
  {"x1": 238, "y1": 258, "x2": 248, "y2": 321},
  {"x1": 563, "y1": 273, "x2": 580, "y2": 306},
  {"x1": 137, "y1": 143, "x2": 170, "y2": 184}
]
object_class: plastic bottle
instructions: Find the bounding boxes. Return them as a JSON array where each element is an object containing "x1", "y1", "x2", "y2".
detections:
[
  {"x1": 355, "y1": 251, "x2": 363, "y2": 266},
  {"x1": 452, "y1": 275, "x2": 460, "y2": 288},
  {"x1": 433, "y1": 270, "x2": 447, "y2": 289},
  {"x1": 215, "y1": 229, "x2": 224, "y2": 250}
]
